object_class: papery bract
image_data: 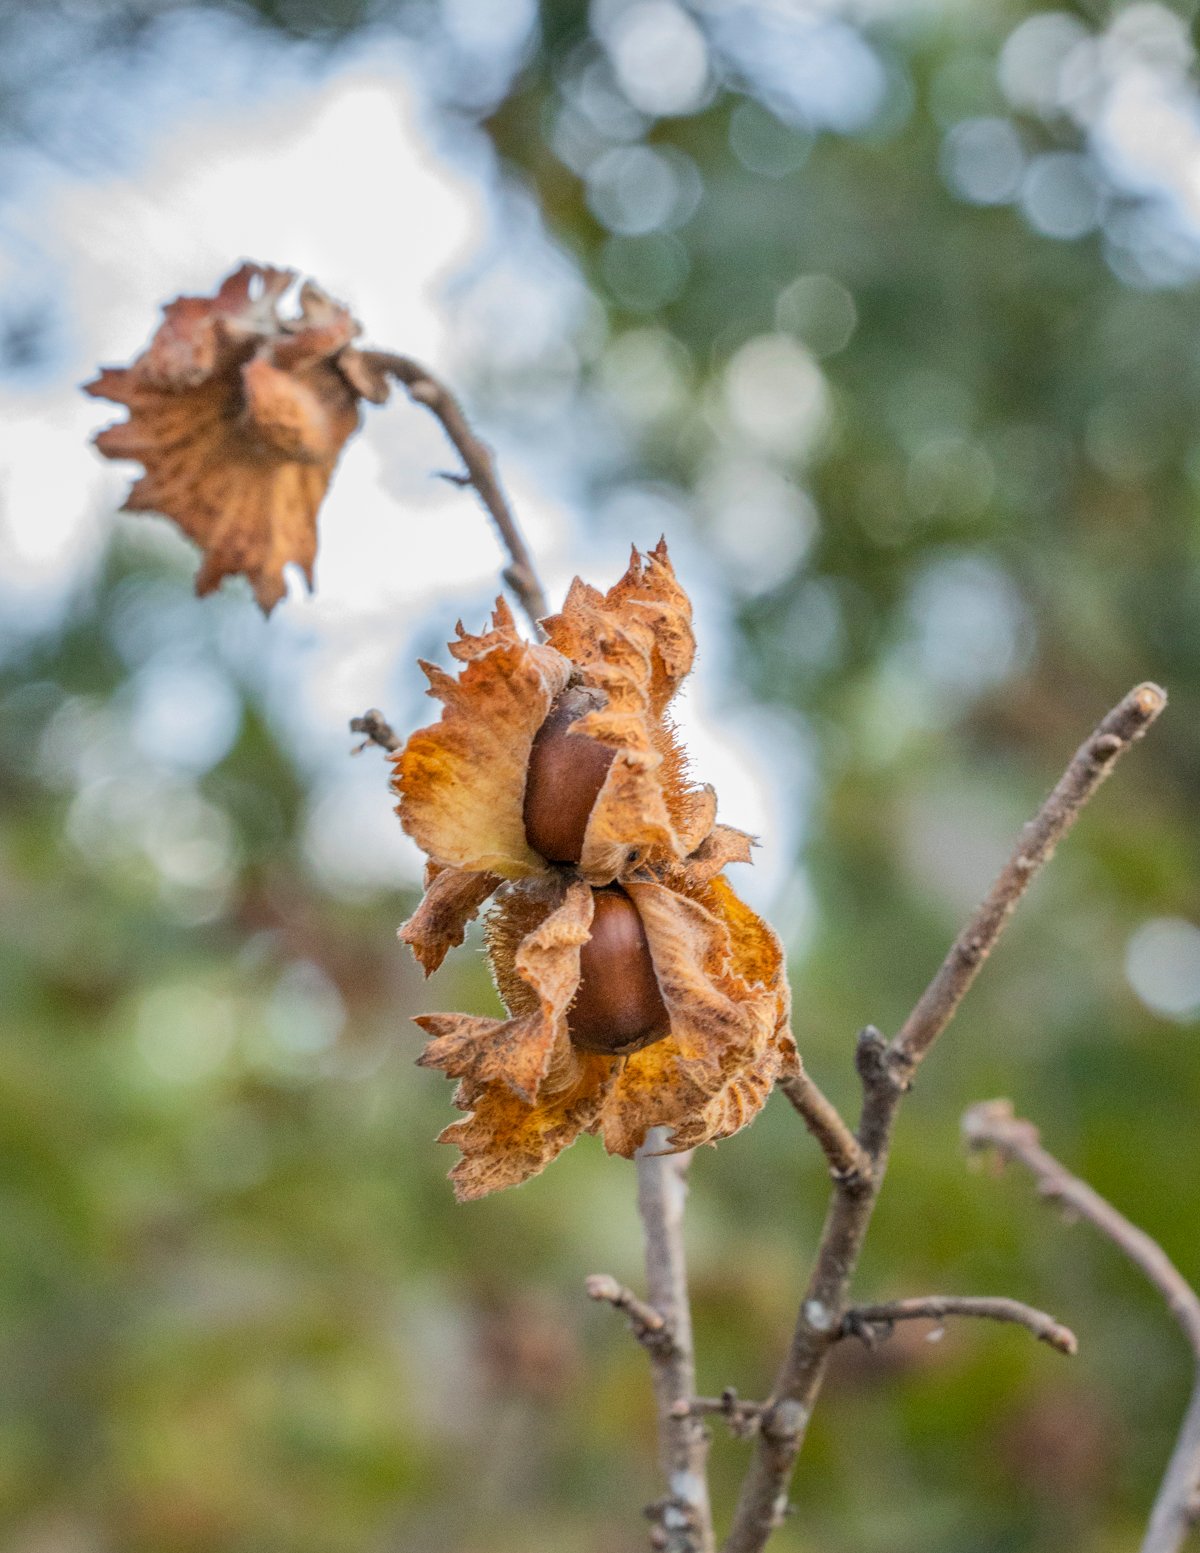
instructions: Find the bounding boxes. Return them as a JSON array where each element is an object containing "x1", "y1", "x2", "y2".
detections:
[
  {"x1": 393, "y1": 544, "x2": 796, "y2": 1199},
  {"x1": 87, "y1": 263, "x2": 389, "y2": 614}
]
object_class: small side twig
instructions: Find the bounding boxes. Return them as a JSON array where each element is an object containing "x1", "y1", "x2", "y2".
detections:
[
  {"x1": 349, "y1": 708, "x2": 402, "y2": 754},
  {"x1": 722, "y1": 683, "x2": 1167, "y2": 1553},
  {"x1": 636, "y1": 1134, "x2": 715, "y2": 1553},
  {"x1": 841, "y1": 1295, "x2": 1077, "y2": 1356},
  {"x1": 363, "y1": 350, "x2": 549, "y2": 636},
  {"x1": 778, "y1": 1068, "x2": 871, "y2": 1185},
  {"x1": 587, "y1": 1273, "x2": 678, "y2": 1360},
  {"x1": 965, "y1": 1100, "x2": 1200, "y2": 1553},
  {"x1": 671, "y1": 1390, "x2": 768, "y2": 1440}
]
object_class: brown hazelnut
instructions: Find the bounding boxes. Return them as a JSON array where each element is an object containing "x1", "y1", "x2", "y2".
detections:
[
  {"x1": 522, "y1": 687, "x2": 614, "y2": 864},
  {"x1": 568, "y1": 888, "x2": 670, "y2": 1055}
]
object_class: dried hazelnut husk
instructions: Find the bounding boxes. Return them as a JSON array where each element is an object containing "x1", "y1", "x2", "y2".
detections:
[
  {"x1": 567, "y1": 887, "x2": 670, "y2": 1055},
  {"x1": 522, "y1": 686, "x2": 614, "y2": 864}
]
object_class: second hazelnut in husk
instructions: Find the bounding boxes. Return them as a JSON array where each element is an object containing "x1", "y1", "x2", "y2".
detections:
[
  {"x1": 522, "y1": 687, "x2": 614, "y2": 864},
  {"x1": 568, "y1": 887, "x2": 670, "y2": 1055}
]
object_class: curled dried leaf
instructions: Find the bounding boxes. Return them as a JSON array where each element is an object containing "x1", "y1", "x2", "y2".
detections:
[
  {"x1": 87, "y1": 263, "x2": 386, "y2": 614},
  {"x1": 399, "y1": 863, "x2": 501, "y2": 976},
  {"x1": 418, "y1": 871, "x2": 792, "y2": 1194},
  {"x1": 542, "y1": 545, "x2": 709, "y2": 884},
  {"x1": 439, "y1": 1051, "x2": 615, "y2": 1201},
  {"x1": 393, "y1": 602, "x2": 572, "y2": 878},
  {"x1": 416, "y1": 879, "x2": 593, "y2": 1105}
]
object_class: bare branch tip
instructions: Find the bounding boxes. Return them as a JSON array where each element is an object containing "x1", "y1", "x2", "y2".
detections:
[
  {"x1": 1133, "y1": 680, "x2": 1167, "y2": 718},
  {"x1": 585, "y1": 1273, "x2": 623, "y2": 1305},
  {"x1": 348, "y1": 708, "x2": 402, "y2": 755}
]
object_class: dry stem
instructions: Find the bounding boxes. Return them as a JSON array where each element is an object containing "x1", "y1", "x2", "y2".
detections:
[
  {"x1": 364, "y1": 350, "x2": 549, "y2": 635},
  {"x1": 779, "y1": 1068, "x2": 871, "y2": 1184},
  {"x1": 841, "y1": 1294, "x2": 1077, "y2": 1356},
  {"x1": 586, "y1": 1273, "x2": 678, "y2": 1359},
  {"x1": 636, "y1": 1133, "x2": 715, "y2": 1553},
  {"x1": 358, "y1": 369, "x2": 714, "y2": 1542},
  {"x1": 964, "y1": 1100, "x2": 1200, "y2": 1553},
  {"x1": 723, "y1": 682, "x2": 1166, "y2": 1553},
  {"x1": 672, "y1": 1392, "x2": 768, "y2": 1440}
]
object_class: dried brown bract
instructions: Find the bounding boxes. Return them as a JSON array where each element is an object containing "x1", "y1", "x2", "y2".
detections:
[
  {"x1": 86, "y1": 262, "x2": 390, "y2": 614},
  {"x1": 393, "y1": 543, "x2": 795, "y2": 1199}
]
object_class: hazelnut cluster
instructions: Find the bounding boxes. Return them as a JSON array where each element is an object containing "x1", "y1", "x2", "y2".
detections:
[{"x1": 395, "y1": 543, "x2": 795, "y2": 1199}]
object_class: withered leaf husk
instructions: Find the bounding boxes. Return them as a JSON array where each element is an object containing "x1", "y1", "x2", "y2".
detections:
[
  {"x1": 87, "y1": 263, "x2": 386, "y2": 614},
  {"x1": 393, "y1": 542, "x2": 796, "y2": 1198}
]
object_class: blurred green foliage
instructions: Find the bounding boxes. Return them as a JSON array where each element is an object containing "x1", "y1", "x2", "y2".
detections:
[{"x1": 3, "y1": 1, "x2": 1200, "y2": 1550}]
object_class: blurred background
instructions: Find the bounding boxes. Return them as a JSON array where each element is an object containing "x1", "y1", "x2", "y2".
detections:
[{"x1": 2, "y1": 0, "x2": 1200, "y2": 1549}]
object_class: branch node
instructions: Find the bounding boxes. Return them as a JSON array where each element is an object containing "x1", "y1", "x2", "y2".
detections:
[
  {"x1": 855, "y1": 1024, "x2": 910, "y2": 1096},
  {"x1": 1090, "y1": 731, "x2": 1124, "y2": 762},
  {"x1": 778, "y1": 1068, "x2": 872, "y2": 1186},
  {"x1": 760, "y1": 1400, "x2": 808, "y2": 1446},
  {"x1": 585, "y1": 1272, "x2": 679, "y2": 1359}
]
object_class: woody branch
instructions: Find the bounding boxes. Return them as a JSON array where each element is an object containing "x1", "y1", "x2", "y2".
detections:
[
  {"x1": 367, "y1": 387, "x2": 712, "y2": 1549},
  {"x1": 363, "y1": 350, "x2": 549, "y2": 636},
  {"x1": 723, "y1": 682, "x2": 1166, "y2": 1553},
  {"x1": 840, "y1": 1295, "x2": 1077, "y2": 1356},
  {"x1": 964, "y1": 1100, "x2": 1200, "y2": 1553},
  {"x1": 634, "y1": 1135, "x2": 715, "y2": 1553}
]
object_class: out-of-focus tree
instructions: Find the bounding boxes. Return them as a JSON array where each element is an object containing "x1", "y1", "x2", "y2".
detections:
[{"x1": 2, "y1": 1, "x2": 1199, "y2": 1550}]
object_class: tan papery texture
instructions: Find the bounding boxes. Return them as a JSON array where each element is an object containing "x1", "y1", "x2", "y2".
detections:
[
  {"x1": 87, "y1": 264, "x2": 380, "y2": 613},
  {"x1": 398, "y1": 863, "x2": 502, "y2": 976},
  {"x1": 394, "y1": 601, "x2": 572, "y2": 878},
  {"x1": 420, "y1": 872, "x2": 792, "y2": 1194},
  {"x1": 394, "y1": 543, "x2": 795, "y2": 1196},
  {"x1": 542, "y1": 543, "x2": 710, "y2": 884}
]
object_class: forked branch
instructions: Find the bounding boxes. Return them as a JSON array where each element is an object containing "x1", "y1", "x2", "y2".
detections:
[
  {"x1": 779, "y1": 1068, "x2": 870, "y2": 1185},
  {"x1": 723, "y1": 683, "x2": 1167, "y2": 1553},
  {"x1": 965, "y1": 1100, "x2": 1200, "y2": 1553}
]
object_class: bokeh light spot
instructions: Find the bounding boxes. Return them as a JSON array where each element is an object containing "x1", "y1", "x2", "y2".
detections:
[
  {"x1": 1126, "y1": 917, "x2": 1200, "y2": 1022},
  {"x1": 1020, "y1": 151, "x2": 1104, "y2": 240},
  {"x1": 723, "y1": 335, "x2": 830, "y2": 462},
  {"x1": 603, "y1": 0, "x2": 711, "y2": 118},
  {"x1": 941, "y1": 117, "x2": 1025, "y2": 206},
  {"x1": 728, "y1": 99, "x2": 813, "y2": 178},
  {"x1": 775, "y1": 273, "x2": 857, "y2": 358}
]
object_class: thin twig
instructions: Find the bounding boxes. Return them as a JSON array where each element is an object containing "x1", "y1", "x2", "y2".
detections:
[
  {"x1": 841, "y1": 1295, "x2": 1077, "y2": 1356},
  {"x1": 964, "y1": 1100, "x2": 1200, "y2": 1553},
  {"x1": 363, "y1": 350, "x2": 549, "y2": 636},
  {"x1": 636, "y1": 1133, "x2": 715, "y2": 1553},
  {"x1": 587, "y1": 1273, "x2": 678, "y2": 1359},
  {"x1": 671, "y1": 1390, "x2": 768, "y2": 1440},
  {"x1": 779, "y1": 1069, "x2": 871, "y2": 1185},
  {"x1": 349, "y1": 708, "x2": 402, "y2": 754},
  {"x1": 722, "y1": 683, "x2": 1167, "y2": 1553},
  {"x1": 890, "y1": 682, "x2": 1167, "y2": 1072}
]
